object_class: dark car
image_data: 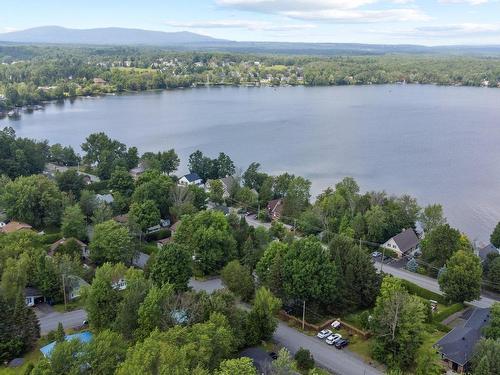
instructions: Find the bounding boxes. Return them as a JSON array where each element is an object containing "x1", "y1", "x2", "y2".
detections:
[
  {"x1": 268, "y1": 352, "x2": 278, "y2": 360},
  {"x1": 334, "y1": 339, "x2": 349, "y2": 349}
]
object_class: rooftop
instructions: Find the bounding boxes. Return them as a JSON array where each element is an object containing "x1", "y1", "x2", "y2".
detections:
[
  {"x1": 0, "y1": 221, "x2": 33, "y2": 234},
  {"x1": 391, "y1": 228, "x2": 419, "y2": 253},
  {"x1": 435, "y1": 307, "x2": 491, "y2": 366},
  {"x1": 40, "y1": 331, "x2": 93, "y2": 358},
  {"x1": 182, "y1": 172, "x2": 202, "y2": 182}
]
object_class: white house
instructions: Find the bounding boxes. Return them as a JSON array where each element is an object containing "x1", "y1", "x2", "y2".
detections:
[
  {"x1": 24, "y1": 287, "x2": 44, "y2": 307},
  {"x1": 178, "y1": 173, "x2": 203, "y2": 187},
  {"x1": 112, "y1": 278, "x2": 127, "y2": 291},
  {"x1": 382, "y1": 228, "x2": 420, "y2": 258}
]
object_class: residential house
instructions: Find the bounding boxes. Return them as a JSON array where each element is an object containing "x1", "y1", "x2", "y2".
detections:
[
  {"x1": 49, "y1": 238, "x2": 89, "y2": 259},
  {"x1": 93, "y1": 78, "x2": 107, "y2": 85},
  {"x1": 129, "y1": 163, "x2": 146, "y2": 180},
  {"x1": 267, "y1": 198, "x2": 284, "y2": 221},
  {"x1": 24, "y1": 287, "x2": 44, "y2": 307},
  {"x1": 178, "y1": 173, "x2": 203, "y2": 187},
  {"x1": 40, "y1": 332, "x2": 93, "y2": 358},
  {"x1": 207, "y1": 176, "x2": 237, "y2": 199},
  {"x1": 43, "y1": 163, "x2": 70, "y2": 179},
  {"x1": 381, "y1": 228, "x2": 420, "y2": 258},
  {"x1": 78, "y1": 171, "x2": 100, "y2": 185},
  {"x1": 435, "y1": 307, "x2": 491, "y2": 373},
  {"x1": 475, "y1": 243, "x2": 499, "y2": 263},
  {"x1": 132, "y1": 252, "x2": 150, "y2": 269},
  {"x1": 66, "y1": 276, "x2": 89, "y2": 300},
  {"x1": 0, "y1": 221, "x2": 33, "y2": 234},
  {"x1": 157, "y1": 237, "x2": 172, "y2": 249},
  {"x1": 112, "y1": 278, "x2": 127, "y2": 291},
  {"x1": 96, "y1": 194, "x2": 114, "y2": 205}
]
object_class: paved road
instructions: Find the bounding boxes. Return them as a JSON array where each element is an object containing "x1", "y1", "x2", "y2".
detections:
[
  {"x1": 275, "y1": 323, "x2": 382, "y2": 375},
  {"x1": 376, "y1": 261, "x2": 499, "y2": 308},
  {"x1": 36, "y1": 309, "x2": 88, "y2": 334}
]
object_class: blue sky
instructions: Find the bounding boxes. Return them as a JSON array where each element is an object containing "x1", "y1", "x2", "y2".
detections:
[{"x1": 1, "y1": 0, "x2": 500, "y2": 45}]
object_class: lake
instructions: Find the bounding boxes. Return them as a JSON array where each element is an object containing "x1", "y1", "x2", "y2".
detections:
[{"x1": 3, "y1": 84, "x2": 500, "y2": 241}]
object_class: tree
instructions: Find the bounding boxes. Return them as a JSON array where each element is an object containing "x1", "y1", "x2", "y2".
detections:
[
  {"x1": 421, "y1": 224, "x2": 461, "y2": 268},
  {"x1": 420, "y1": 204, "x2": 446, "y2": 234},
  {"x1": 79, "y1": 189, "x2": 97, "y2": 219},
  {"x1": 174, "y1": 210, "x2": 237, "y2": 276},
  {"x1": 84, "y1": 330, "x2": 128, "y2": 375},
  {"x1": 91, "y1": 203, "x2": 114, "y2": 224},
  {"x1": 55, "y1": 322, "x2": 65, "y2": 343},
  {"x1": 114, "y1": 268, "x2": 151, "y2": 339},
  {"x1": 472, "y1": 339, "x2": 500, "y2": 375},
  {"x1": 49, "y1": 339, "x2": 84, "y2": 375},
  {"x1": 282, "y1": 236, "x2": 337, "y2": 305},
  {"x1": 256, "y1": 241, "x2": 288, "y2": 297},
  {"x1": 371, "y1": 277, "x2": 426, "y2": 370},
  {"x1": 209, "y1": 179, "x2": 225, "y2": 205},
  {"x1": 295, "y1": 348, "x2": 315, "y2": 372},
  {"x1": 217, "y1": 358, "x2": 257, "y2": 375},
  {"x1": 221, "y1": 260, "x2": 254, "y2": 301},
  {"x1": 487, "y1": 257, "x2": 500, "y2": 292},
  {"x1": 49, "y1": 143, "x2": 80, "y2": 166},
  {"x1": 61, "y1": 204, "x2": 86, "y2": 240},
  {"x1": 188, "y1": 150, "x2": 213, "y2": 181},
  {"x1": 90, "y1": 220, "x2": 134, "y2": 265},
  {"x1": 136, "y1": 283, "x2": 175, "y2": 340},
  {"x1": 141, "y1": 149, "x2": 180, "y2": 175},
  {"x1": 81, "y1": 132, "x2": 129, "y2": 179},
  {"x1": 414, "y1": 339, "x2": 442, "y2": 375},
  {"x1": 364, "y1": 205, "x2": 388, "y2": 243},
  {"x1": 128, "y1": 200, "x2": 161, "y2": 232},
  {"x1": 439, "y1": 250, "x2": 482, "y2": 303},
  {"x1": 491, "y1": 222, "x2": 500, "y2": 248},
  {"x1": 132, "y1": 171, "x2": 173, "y2": 217},
  {"x1": 214, "y1": 152, "x2": 235, "y2": 179},
  {"x1": 243, "y1": 162, "x2": 268, "y2": 191},
  {"x1": 282, "y1": 176, "x2": 311, "y2": 219},
  {"x1": 247, "y1": 287, "x2": 281, "y2": 345},
  {"x1": 0, "y1": 174, "x2": 63, "y2": 227},
  {"x1": 272, "y1": 348, "x2": 294, "y2": 375},
  {"x1": 483, "y1": 303, "x2": 500, "y2": 340},
  {"x1": 55, "y1": 170, "x2": 85, "y2": 199},
  {"x1": 0, "y1": 292, "x2": 40, "y2": 362},
  {"x1": 109, "y1": 167, "x2": 134, "y2": 196},
  {"x1": 83, "y1": 262, "x2": 126, "y2": 331},
  {"x1": 150, "y1": 243, "x2": 192, "y2": 292}
]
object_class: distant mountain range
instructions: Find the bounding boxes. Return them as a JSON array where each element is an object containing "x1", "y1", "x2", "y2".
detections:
[
  {"x1": 1, "y1": 26, "x2": 500, "y2": 56},
  {"x1": 0, "y1": 26, "x2": 222, "y2": 45}
]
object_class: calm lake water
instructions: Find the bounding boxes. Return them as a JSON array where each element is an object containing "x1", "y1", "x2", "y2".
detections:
[{"x1": 3, "y1": 85, "x2": 500, "y2": 241}]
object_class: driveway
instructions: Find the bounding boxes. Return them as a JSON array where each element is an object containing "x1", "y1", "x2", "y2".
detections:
[
  {"x1": 274, "y1": 323, "x2": 382, "y2": 375},
  {"x1": 189, "y1": 277, "x2": 224, "y2": 294},
  {"x1": 375, "y1": 261, "x2": 499, "y2": 308}
]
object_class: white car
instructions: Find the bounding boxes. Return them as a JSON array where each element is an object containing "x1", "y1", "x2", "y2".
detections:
[
  {"x1": 371, "y1": 251, "x2": 382, "y2": 258},
  {"x1": 317, "y1": 329, "x2": 332, "y2": 339},
  {"x1": 325, "y1": 334, "x2": 342, "y2": 345},
  {"x1": 331, "y1": 320, "x2": 341, "y2": 329}
]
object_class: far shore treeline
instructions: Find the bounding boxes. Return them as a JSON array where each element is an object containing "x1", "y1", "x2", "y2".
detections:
[{"x1": 1, "y1": 45, "x2": 500, "y2": 111}]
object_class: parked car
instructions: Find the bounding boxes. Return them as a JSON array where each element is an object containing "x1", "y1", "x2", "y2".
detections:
[
  {"x1": 331, "y1": 320, "x2": 341, "y2": 329},
  {"x1": 268, "y1": 352, "x2": 278, "y2": 360},
  {"x1": 371, "y1": 251, "x2": 382, "y2": 258},
  {"x1": 317, "y1": 329, "x2": 332, "y2": 339},
  {"x1": 325, "y1": 334, "x2": 342, "y2": 345},
  {"x1": 334, "y1": 339, "x2": 349, "y2": 349}
]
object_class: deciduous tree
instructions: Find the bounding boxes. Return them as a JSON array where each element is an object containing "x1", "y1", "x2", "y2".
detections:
[
  {"x1": 439, "y1": 250, "x2": 482, "y2": 303},
  {"x1": 221, "y1": 260, "x2": 254, "y2": 301},
  {"x1": 150, "y1": 243, "x2": 192, "y2": 292},
  {"x1": 90, "y1": 220, "x2": 134, "y2": 265},
  {"x1": 61, "y1": 204, "x2": 86, "y2": 240}
]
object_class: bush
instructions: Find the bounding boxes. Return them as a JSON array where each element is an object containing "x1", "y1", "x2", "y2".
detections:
[
  {"x1": 401, "y1": 280, "x2": 447, "y2": 305},
  {"x1": 40, "y1": 232, "x2": 63, "y2": 244},
  {"x1": 432, "y1": 303, "x2": 465, "y2": 323},
  {"x1": 295, "y1": 347, "x2": 315, "y2": 372}
]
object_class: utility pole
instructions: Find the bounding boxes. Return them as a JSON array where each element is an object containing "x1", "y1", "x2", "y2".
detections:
[
  {"x1": 380, "y1": 245, "x2": 386, "y2": 273},
  {"x1": 302, "y1": 300, "x2": 306, "y2": 330},
  {"x1": 62, "y1": 273, "x2": 67, "y2": 312}
]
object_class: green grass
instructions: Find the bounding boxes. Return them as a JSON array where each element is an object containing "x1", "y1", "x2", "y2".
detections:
[
  {"x1": 52, "y1": 298, "x2": 84, "y2": 313},
  {"x1": 0, "y1": 344, "x2": 42, "y2": 375}
]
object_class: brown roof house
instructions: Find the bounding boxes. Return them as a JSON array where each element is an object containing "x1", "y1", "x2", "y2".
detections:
[
  {"x1": 49, "y1": 238, "x2": 89, "y2": 259},
  {"x1": 382, "y1": 228, "x2": 419, "y2": 258},
  {"x1": 0, "y1": 221, "x2": 33, "y2": 234},
  {"x1": 267, "y1": 198, "x2": 283, "y2": 221}
]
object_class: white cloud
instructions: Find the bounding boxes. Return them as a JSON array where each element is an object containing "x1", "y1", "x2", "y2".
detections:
[
  {"x1": 166, "y1": 19, "x2": 316, "y2": 31},
  {"x1": 0, "y1": 27, "x2": 18, "y2": 33},
  {"x1": 215, "y1": 0, "x2": 430, "y2": 23},
  {"x1": 438, "y1": 0, "x2": 489, "y2": 5},
  {"x1": 373, "y1": 22, "x2": 500, "y2": 39}
]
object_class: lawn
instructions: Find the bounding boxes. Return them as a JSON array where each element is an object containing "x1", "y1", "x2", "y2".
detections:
[
  {"x1": 53, "y1": 298, "x2": 85, "y2": 313},
  {"x1": 0, "y1": 345, "x2": 42, "y2": 375}
]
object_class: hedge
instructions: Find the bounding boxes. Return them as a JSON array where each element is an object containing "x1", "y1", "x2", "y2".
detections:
[
  {"x1": 432, "y1": 303, "x2": 465, "y2": 323},
  {"x1": 401, "y1": 279, "x2": 447, "y2": 305}
]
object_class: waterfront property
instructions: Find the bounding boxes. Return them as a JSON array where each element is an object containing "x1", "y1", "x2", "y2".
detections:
[
  {"x1": 381, "y1": 228, "x2": 419, "y2": 258},
  {"x1": 178, "y1": 173, "x2": 203, "y2": 187}
]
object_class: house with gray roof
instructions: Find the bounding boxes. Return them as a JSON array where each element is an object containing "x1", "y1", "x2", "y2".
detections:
[
  {"x1": 178, "y1": 173, "x2": 203, "y2": 187},
  {"x1": 382, "y1": 228, "x2": 419, "y2": 258},
  {"x1": 476, "y1": 243, "x2": 499, "y2": 263},
  {"x1": 434, "y1": 307, "x2": 491, "y2": 373}
]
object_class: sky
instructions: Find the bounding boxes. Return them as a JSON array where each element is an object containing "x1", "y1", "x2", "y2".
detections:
[{"x1": 1, "y1": 0, "x2": 500, "y2": 45}]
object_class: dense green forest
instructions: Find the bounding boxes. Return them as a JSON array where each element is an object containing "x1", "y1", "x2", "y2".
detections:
[{"x1": 1, "y1": 45, "x2": 499, "y2": 111}]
